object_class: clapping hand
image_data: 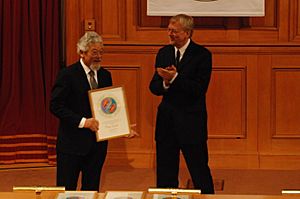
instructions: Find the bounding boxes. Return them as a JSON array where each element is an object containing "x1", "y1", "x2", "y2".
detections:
[{"x1": 157, "y1": 65, "x2": 177, "y2": 82}]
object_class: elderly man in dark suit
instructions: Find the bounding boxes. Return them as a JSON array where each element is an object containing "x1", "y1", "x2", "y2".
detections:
[
  {"x1": 149, "y1": 14, "x2": 214, "y2": 194},
  {"x1": 50, "y1": 31, "x2": 111, "y2": 191}
]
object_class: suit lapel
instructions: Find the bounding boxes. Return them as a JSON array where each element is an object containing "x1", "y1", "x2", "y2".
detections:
[
  {"x1": 97, "y1": 69, "x2": 102, "y2": 88},
  {"x1": 75, "y1": 62, "x2": 91, "y2": 91},
  {"x1": 170, "y1": 46, "x2": 176, "y2": 67},
  {"x1": 165, "y1": 45, "x2": 176, "y2": 68},
  {"x1": 177, "y1": 41, "x2": 195, "y2": 71}
]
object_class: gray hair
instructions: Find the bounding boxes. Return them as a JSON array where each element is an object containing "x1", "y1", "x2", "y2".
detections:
[
  {"x1": 77, "y1": 31, "x2": 103, "y2": 54},
  {"x1": 170, "y1": 14, "x2": 194, "y2": 37}
]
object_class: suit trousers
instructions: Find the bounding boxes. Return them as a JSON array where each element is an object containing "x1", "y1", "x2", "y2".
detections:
[
  {"x1": 156, "y1": 137, "x2": 214, "y2": 194},
  {"x1": 56, "y1": 141, "x2": 108, "y2": 191}
]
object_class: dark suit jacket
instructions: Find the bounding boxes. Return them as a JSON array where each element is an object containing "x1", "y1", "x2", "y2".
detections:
[
  {"x1": 50, "y1": 61, "x2": 112, "y2": 155},
  {"x1": 149, "y1": 40, "x2": 212, "y2": 144}
]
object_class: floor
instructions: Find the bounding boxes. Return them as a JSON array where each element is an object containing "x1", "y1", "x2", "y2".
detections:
[{"x1": 0, "y1": 165, "x2": 299, "y2": 195}]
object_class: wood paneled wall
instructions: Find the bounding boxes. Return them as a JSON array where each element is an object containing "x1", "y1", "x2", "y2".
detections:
[{"x1": 64, "y1": 0, "x2": 300, "y2": 169}]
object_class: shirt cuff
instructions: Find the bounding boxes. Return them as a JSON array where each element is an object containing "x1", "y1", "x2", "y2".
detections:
[
  {"x1": 169, "y1": 72, "x2": 178, "y2": 84},
  {"x1": 79, "y1": 117, "x2": 86, "y2": 128},
  {"x1": 163, "y1": 81, "x2": 170, "y2": 89},
  {"x1": 163, "y1": 72, "x2": 178, "y2": 89}
]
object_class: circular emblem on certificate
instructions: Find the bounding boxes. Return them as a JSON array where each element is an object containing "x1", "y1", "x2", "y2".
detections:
[{"x1": 100, "y1": 97, "x2": 117, "y2": 114}]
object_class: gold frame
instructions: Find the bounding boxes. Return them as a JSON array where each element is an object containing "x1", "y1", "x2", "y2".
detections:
[
  {"x1": 282, "y1": 189, "x2": 300, "y2": 194},
  {"x1": 13, "y1": 186, "x2": 65, "y2": 194}
]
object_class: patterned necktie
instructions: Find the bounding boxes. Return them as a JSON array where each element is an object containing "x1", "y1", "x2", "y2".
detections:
[
  {"x1": 175, "y1": 50, "x2": 181, "y2": 68},
  {"x1": 88, "y1": 70, "x2": 98, "y2": 89}
]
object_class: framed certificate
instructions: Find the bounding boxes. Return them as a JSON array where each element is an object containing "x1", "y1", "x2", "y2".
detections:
[
  {"x1": 104, "y1": 191, "x2": 145, "y2": 199},
  {"x1": 88, "y1": 86, "x2": 131, "y2": 141},
  {"x1": 148, "y1": 188, "x2": 200, "y2": 199},
  {"x1": 56, "y1": 191, "x2": 97, "y2": 199}
]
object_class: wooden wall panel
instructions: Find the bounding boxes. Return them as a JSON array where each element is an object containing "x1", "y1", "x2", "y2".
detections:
[
  {"x1": 290, "y1": 0, "x2": 300, "y2": 41},
  {"x1": 95, "y1": 0, "x2": 126, "y2": 40},
  {"x1": 207, "y1": 67, "x2": 246, "y2": 138},
  {"x1": 105, "y1": 66, "x2": 141, "y2": 145},
  {"x1": 249, "y1": 0, "x2": 277, "y2": 28},
  {"x1": 258, "y1": 53, "x2": 300, "y2": 169},
  {"x1": 206, "y1": 53, "x2": 259, "y2": 168},
  {"x1": 99, "y1": 50, "x2": 157, "y2": 168},
  {"x1": 272, "y1": 69, "x2": 300, "y2": 138},
  {"x1": 278, "y1": 0, "x2": 290, "y2": 41}
]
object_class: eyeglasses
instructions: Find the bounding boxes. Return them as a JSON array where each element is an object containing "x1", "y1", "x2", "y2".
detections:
[
  {"x1": 88, "y1": 50, "x2": 104, "y2": 57},
  {"x1": 167, "y1": 28, "x2": 184, "y2": 34}
]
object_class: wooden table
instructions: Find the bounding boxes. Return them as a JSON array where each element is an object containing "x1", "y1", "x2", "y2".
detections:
[{"x1": 1, "y1": 192, "x2": 299, "y2": 199}]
